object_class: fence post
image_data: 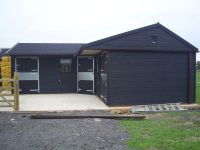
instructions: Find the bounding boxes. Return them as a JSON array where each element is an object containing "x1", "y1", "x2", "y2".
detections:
[{"x1": 14, "y1": 72, "x2": 19, "y2": 111}]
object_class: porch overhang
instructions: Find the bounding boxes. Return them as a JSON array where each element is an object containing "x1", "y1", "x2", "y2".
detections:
[{"x1": 79, "y1": 49, "x2": 103, "y2": 55}]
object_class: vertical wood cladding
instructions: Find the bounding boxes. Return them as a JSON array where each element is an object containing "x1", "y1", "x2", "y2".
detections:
[{"x1": 107, "y1": 51, "x2": 190, "y2": 105}]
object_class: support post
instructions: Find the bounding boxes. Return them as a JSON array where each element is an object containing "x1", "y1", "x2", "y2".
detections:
[
  {"x1": 14, "y1": 72, "x2": 19, "y2": 111},
  {"x1": 187, "y1": 53, "x2": 193, "y2": 103}
]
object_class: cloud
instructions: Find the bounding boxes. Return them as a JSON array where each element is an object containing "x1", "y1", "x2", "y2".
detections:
[{"x1": 0, "y1": 0, "x2": 199, "y2": 60}]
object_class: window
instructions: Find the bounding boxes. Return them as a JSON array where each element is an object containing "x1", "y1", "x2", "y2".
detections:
[
  {"x1": 151, "y1": 36, "x2": 157, "y2": 44},
  {"x1": 60, "y1": 59, "x2": 72, "y2": 72}
]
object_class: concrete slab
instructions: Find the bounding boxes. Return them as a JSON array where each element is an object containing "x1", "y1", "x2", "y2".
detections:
[{"x1": 0, "y1": 94, "x2": 108, "y2": 111}]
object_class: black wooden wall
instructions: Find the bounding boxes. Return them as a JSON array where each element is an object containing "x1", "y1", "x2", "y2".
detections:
[
  {"x1": 189, "y1": 53, "x2": 196, "y2": 103},
  {"x1": 39, "y1": 56, "x2": 77, "y2": 93},
  {"x1": 106, "y1": 51, "x2": 194, "y2": 105},
  {"x1": 84, "y1": 27, "x2": 192, "y2": 52},
  {"x1": 11, "y1": 55, "x2": 77, "y2": 94},
  {"x1": 94, "y1": 52, "x2": 109, "y2": 103}
]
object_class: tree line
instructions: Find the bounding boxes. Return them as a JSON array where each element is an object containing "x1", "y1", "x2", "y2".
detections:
[{"x1": 197, "y1": 61, "x2": 200, "y2": 71}]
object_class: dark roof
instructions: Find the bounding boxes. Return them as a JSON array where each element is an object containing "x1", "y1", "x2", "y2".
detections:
[
  {"x1": 80, "y1": 23, "x2": 198, "y2": 52},
  {"x1": 7, "y1": 43, "x2": 85, "y2": 56},
  {"x1": 0, "y1": 48, "x2": 9, "y2": 57}
]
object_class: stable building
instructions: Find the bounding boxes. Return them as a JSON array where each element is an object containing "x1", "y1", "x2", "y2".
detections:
[
  {"x1": 7, "y1": 43, "x2": 83, "y2": 94},
  {"x1": 6, "y1": 23, "x2": 198, "y2": 105}
]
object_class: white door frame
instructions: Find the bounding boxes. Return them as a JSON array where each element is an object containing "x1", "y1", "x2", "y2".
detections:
[
  {"x1": 77, "y1": 56, "x2": 94, "y2": 94},
  {"x1": 15, "y1": 56, "x2": 40, "y2": 92}
]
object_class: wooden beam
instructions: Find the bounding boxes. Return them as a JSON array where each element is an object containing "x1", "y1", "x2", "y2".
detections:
[
  {"x1": 14, "y1": 72, "x2": 19, "y2": 111},
  {"x1": 0, "y1": 100, "x2": 14, "y2": 102},
  {"x1": 0, "y1": 94, "x2": 14, "y2": 96},
  {"x1": 0, "y1": 105, "x2": 12, "y2": 107},
  {"x1": 0, "y1": 95, "x2": 13, "y2": 107},
  {"x1": 30, "y1": 114, "x2": 145, "y2": 119}
]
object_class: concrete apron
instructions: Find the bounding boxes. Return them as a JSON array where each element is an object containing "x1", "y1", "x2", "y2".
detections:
[{"x1": 0, "y1": 94, "x2": 109, "y2": 111}]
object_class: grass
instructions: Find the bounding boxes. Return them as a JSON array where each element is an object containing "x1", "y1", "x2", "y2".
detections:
[
  {"x1": 196, "y1": 71, "x2": 200, "y2": 104},
  {"x1": 121, "y1": 112, "x2": 200, "y2": 150},
  {"x1": 120, "y1": 71, "x2": 200, "y2": 149}
]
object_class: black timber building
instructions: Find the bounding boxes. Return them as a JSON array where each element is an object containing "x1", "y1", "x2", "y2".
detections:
[{"x1": 5, "y1": 23, "x2": 198, "y2": 105}]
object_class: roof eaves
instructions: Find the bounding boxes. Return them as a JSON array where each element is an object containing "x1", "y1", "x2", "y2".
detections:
[
  {"x1": 11, "y1": 53, "x2": 76, "y2": 56},
  {"x1": 7, "y1": 43, "x2": 85, "y2": 55},
  {"x1": 5, "y1": 43, "x2": 19, "y2": 55},
  {"x1": 157, "y1": 23, "x2": 198, "y2": 52}
]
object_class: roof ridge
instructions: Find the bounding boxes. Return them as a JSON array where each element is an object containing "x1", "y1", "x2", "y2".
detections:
[
  {"x1": 81, "y1": 23, "x2": 198, "y2": 52},
  {"x1": 81, "y1": 23, "x2": 159, "y2": 49},
  {"x1": 6, "y1": 43, "x2": 85, "y2": 56}
]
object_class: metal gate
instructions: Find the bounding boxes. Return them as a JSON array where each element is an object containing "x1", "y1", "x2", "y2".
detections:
[{"x1": 77, "y1": 56, "x2": 94, "y2": 94}]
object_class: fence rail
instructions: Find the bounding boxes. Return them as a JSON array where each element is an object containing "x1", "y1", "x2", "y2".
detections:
[{"x1": 0, "y1": 72, "x2": 19, "y2": 111}]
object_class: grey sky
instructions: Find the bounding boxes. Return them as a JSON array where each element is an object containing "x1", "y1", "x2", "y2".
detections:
[{"x1": 0, "y1": 0, "x2": 199, "y2": 60}]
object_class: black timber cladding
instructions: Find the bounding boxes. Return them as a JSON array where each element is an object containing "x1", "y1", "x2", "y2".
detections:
[
  {"x1": 11, "y1": 55, "x2": 77, "y2": 94},
  {"x1": 107, "y1": 51, "x2": 190, "y2": 105},
  {"x1": 94, "y1": 52, "x2": 109, "y2": 103},
  {"x1": 8, "y1": 43, "x2": 80, "y2": 94},
  {"x1": 4, "y1": 23, "x2": 198, "y2": 105},
  {"x1": 188, "y1": 52, "x2": 196, "y2": 103},
  {"x1": 81, "y1": 23, "x2": 198, "y2": 52},
  {"x1": 80, "y1": 23, "x2": 198, "y2": 105},
  {"x1": 39, "y1": 56, "x2": 77, "y2": 93},
  {"x1": 7, "y1": 43, "x2": 84, "y2": 55}
]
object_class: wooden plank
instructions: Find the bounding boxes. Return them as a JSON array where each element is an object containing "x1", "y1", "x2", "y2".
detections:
[
  {"x1": 0, "y1": 87, "x2": 15, "y2": 93},
  {"x1": 14, "y1": 72, "x2": 19, "y2": 111},
  {"x1": 0, "y1": 79, "x2": 14, "y2": 82},
  {"x1": 0, "y1": 100, "x2": 14, "y2": 102},
  {"x1": 0, "y1": 95, "x2": 13, "y2": 107},
  {"x1": 0, "y1": 94, "x2": 14, "y2": 96},
  {"x1": 30, "y1": 114, "x2": 146, "y2": 119},
  {"x1": 0, "y1": 105, "x2": 12, "y2": 107}
]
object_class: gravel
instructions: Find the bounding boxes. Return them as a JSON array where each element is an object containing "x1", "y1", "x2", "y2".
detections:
[{"x1": 0, "y1": 111, "x2": 129, "y2": 150}]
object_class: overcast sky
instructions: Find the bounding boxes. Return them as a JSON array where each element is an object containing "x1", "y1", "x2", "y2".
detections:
[{"x1": 0, "y1": 0, "x2": 199, "y2": 60}]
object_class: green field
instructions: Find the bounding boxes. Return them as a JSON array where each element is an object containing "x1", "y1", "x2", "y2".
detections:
[
  {"x1": 120, "y1": 71, "x2": 200, "y2": 150},
  {"x1": 196, "y1": 71, "x2": 200, "y2": 103},
  {"x1": 121, "y1": 112, "x2": 200, "y2": 150}
]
